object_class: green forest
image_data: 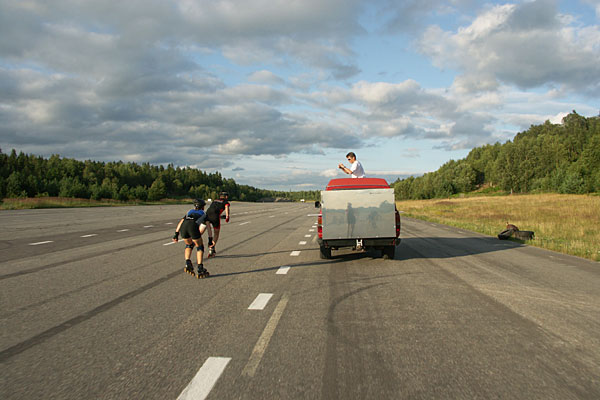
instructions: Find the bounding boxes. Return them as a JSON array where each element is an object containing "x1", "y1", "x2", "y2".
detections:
[
  {"x1": 393, "y1": 111, "x2": 600, "y2": 199},
  {"x1": 2, "y1": 111, "x2": 598, "y2": 204},
  {"x1": 0, "y1": 150, "x2": 319, "y2": 203}
]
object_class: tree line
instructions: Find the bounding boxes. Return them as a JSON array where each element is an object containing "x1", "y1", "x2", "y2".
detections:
[
  {"x1": 0, "y1": 150, "x2": 319, "y2": 202},
  {"x1": 393, "y1": 111, "x2": 600, "y2": 199}
]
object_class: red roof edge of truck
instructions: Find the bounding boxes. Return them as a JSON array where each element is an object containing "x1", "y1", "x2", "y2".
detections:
[{"x1": 325, "y1": 178, "x2": 391, "y2": 190}]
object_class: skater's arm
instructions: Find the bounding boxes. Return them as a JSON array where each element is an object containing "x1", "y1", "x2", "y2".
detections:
[
  {"x1": 225, "y1": 205, "x2": 230, "y2": 222},
  {"x1": 173, "y1": 218, "x2": 184, "y2": 242}
]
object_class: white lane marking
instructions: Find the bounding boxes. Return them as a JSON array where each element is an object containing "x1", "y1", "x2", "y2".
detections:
[
  {"x1": 309, "y1": 229, "x2": 315, "y2": 232},
  {"x1": 239, "y1": 221, "x2": 250, "y2": 226},
  {"x1": 269, "y1": 215, "x2": 275, "y2": 218},
  {"x1": 312, "y1": 225, "x2": 316, "y2": 228},
  {"x1": 163, "y1": 242, "x2": 176, "y2": 246},
  {"x1": 304, "y1": 234, "x2": 311, "y2": 238},
  {"x1": 80, "y1": 234, "x2": 97, "y2": 238},
  {"x1": 176, "y1": 357, "x2": 231, "y2": 400},
  {"x1": 299, "y1": 241, "x2": 307, "y2": 245},
  {"x1": 165, "y1": 222, "x2": 173, "y2": 225},
  {"x1": 242, "y1": 294, "x2": 289, "y2": 377},
  {"x1": 276, "y1": 266, "x2": 290, "y2": 275},
  {"x1": 290, "y1": 251, "x2": 301, "y2": 256},
  {"x1": 29, "y1": 241, "x2": 54, "y2": 246},
  {"x1": 143, "y1": 225, "x2": 154, "y2": 228},
  {"x1": 117, "y1": 229, "x2": 129, "y2": 232},
  {"x1": 248, "y1": 293, "x2": 274, "y2": 310}
]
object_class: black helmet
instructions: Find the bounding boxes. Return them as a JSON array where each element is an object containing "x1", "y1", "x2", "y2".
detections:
[
  {"x1": 193, "y1": 198, "x2": 205, "y2": 209},
  {"x1": 219, "y1": 191, "x2": 228, "y2": 198}
]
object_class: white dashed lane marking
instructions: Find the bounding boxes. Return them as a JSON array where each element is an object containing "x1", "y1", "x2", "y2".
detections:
[
  {"x1": 163, "y1": 242, "x2": 176, "y2": 246},
  {"x1": 29, "y1": 241, "x2": 54, "y2": 246},
  {"x1": 304, "y1": 234, "x2": 311, "y2": 237},
  {"x1": 309, "y1": 229, "x2": 315, "y2": 232},
  {"x1": 117, "y1": 229, "x2": 129, "y2": 232},
  {"x1": 242, "y1": 294, "x2": 289, "y2": 377},
  {"x1": 80, "y1": 234, "x2": 97, "y2": 238},
  {"x1": 299, "y1": 241, "x2": 307, "y2": 245},
  {"x1": 290, "y1": 251, "x2": 301, "y2": 256},
  {"x1": 248, "y1": 293, "x2": 274, "y2": 310},
  {"x1": 176, "y1": 357, "x2": 231, "y2": 400},
  {"x1": 276, "y1": 266, "x2": 290, "y2": 275},
  {"x1": 239, "y1": 221, "x2": 250, "y2": 226},
  {"x1": 143, "y1": 225, "x2": 154, "y2": 228}
]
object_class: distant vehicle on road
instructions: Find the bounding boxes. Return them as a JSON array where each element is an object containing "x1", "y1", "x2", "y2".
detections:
[{"x1": 315, "y1": 178, "x2": 401, "y2": 259}]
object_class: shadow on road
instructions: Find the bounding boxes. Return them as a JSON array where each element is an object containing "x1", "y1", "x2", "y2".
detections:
[{"x1": 395, "y1": 236, "x2": 524, "y2": 261}]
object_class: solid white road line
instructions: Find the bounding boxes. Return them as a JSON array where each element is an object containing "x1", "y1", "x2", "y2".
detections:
[
  {"x1": 117, "y1": 229, "x2": 129, "y2": 232},
  {"x1": 299, "y1": 241, "x2": 307, "y2": 245},
  {"x1": 239, "y1": 221, "x2": 250, "y2": 226},
  {"x1": 290, "y1": 251, "x2": 301, "y2": 256},
  {"x1": 176, "y1": 357, "x2": 231, "y2": 400},
  {"x1": 276, "y1": 266, "x2": 290, "y2": 275},
  {"x1": 248, "y1": 293, "x2": 274, "y2": 310},
  {"x1": 29, "y1": 241, "x2": 54, "y2": 246},
  {"x1": 242, "y1": 294, "x2": 289, "y2": 377},
  {"x1": 80, "y1": 234, "x2": 97, "y2": 238}
]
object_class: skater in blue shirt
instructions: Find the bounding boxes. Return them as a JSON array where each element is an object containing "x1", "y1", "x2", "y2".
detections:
[{"x1": 172, "y1": 199, "x2": 210, "y2": 278}]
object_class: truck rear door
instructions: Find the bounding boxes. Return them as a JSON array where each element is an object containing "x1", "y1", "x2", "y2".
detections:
[{"x1": 320, "y1": 188, "x2": 396, "y2": 240}]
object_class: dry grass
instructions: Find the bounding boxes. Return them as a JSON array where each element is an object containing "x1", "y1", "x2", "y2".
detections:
[{"x1": 396, "y1": 194, "x2": 600, "y2": 262}]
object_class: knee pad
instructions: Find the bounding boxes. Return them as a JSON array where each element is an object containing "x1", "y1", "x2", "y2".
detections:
[
  {"x1": 185, "y1": 243, "x2": 195, "y2": 249},
  {"x1": 198, "y1": 245, "x2": 204, "y2": 252}
]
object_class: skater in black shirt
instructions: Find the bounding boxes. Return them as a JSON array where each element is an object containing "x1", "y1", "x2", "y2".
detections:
[
  {"x1": 172, "y1": 199, "x2": 210, "y2": 278},
  {"x1": 205, "y1": 191, "x2": 230, "y2": 257}
]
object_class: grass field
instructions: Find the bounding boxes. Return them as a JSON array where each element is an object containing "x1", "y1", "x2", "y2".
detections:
[{"x1": 396, "y1": 194, "x2": 600, "y2": 262}]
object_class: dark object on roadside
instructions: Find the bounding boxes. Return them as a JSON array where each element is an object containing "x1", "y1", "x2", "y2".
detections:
[
  {"x1": 513, "y1": 230, "x2": 535, "y2": 240},
  {"x1": 498, "y1": 229, "x2": 515, "y2": 240},
  {"x1": 506, "y1": 222, "x2": 519, "y2": 231},
  {"x1": 498, "y1": 228, "x2": 534, "y2": 240}
]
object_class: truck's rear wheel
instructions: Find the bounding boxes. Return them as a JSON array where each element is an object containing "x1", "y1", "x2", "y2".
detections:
[
  {"x1": 319, "y1": 245, "x2": 331, "y2": 259},
  {"x1": 382, "y1": 245, "x2": 395, "y2": 260}
]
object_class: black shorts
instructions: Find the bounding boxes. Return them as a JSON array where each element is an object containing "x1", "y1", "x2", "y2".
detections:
[
  {"x1": 180, "y1": 220, "x2": 201, "y2": 240},
  {"x1": 206, "y1": 212, "x2": 221, "y2": 229}
]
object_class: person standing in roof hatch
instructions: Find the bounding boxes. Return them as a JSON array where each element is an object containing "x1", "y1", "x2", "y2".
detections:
[{"x1": 338, "y1": 152, "x2": 365, "y2": 178}]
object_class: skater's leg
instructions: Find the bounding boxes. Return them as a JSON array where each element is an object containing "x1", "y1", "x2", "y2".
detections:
[
  {"x1": 183, "y1": 239, "x2": 194, "y2": 260},
  {"x1": 193, "y1": 238, "x2": 204, "y2": 266},
  {"x1": 212, "y1": 227, "x2": 221, "y2": 246}
]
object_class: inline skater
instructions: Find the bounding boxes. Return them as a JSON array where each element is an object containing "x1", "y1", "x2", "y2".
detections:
[
  {"x1": 172, "y1": 198, "x2": 210, "y2": 278},
  {"x1": 205, "y1": 191, "x2": 230, "y2": 257}
]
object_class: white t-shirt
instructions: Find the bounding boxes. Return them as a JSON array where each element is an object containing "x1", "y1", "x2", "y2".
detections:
[{"x1": 350, "y1": 160, "x2": 365, "y2": 178}]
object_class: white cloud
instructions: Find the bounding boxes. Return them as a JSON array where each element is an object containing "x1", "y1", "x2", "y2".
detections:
[{"x1": 419, "y1": 0, "x2": 600, "y2": 95}]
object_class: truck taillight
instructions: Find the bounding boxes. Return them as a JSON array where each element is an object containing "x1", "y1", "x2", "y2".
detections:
[
  {"x1": 318, "y1": 213, "x2": 323, "y2": 239},
  {"x1": 395, "y1": 210, "x2": 400, "y2": 238}
]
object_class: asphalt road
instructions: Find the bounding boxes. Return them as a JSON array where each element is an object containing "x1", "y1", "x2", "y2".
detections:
[{"x1": 1, "y1": 202, "x2": 599, "y2": 399}]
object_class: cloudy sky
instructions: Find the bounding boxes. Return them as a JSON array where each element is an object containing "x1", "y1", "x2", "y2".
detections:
[{"x1": 1, "y1": 0, "x2": 599, "y2": 190}]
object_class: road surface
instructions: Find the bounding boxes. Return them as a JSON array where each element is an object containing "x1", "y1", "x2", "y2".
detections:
[{"x1": 1, "y1": 202, "x2": 599, "y2": 399}]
